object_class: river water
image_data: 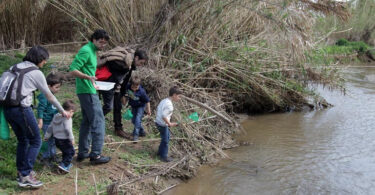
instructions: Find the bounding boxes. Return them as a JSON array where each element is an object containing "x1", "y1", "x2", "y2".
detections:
[{"x1": 168, "y1": 65, "x2": 375, "y2": 195}]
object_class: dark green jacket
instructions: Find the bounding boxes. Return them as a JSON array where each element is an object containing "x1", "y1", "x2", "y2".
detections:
[{"x1": 37, "y1": 93, "x2": 58, "y2": 125}]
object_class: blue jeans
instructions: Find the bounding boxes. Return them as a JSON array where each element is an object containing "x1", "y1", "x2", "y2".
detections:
[
  {"x1": 55, "y1": 138, "x2": 75, "y2": 166},
  {"x1": 132, "y1": 106, "x2": 145, "y2": 138},
  {"x1": 4, "y1": 107, "x2": 41, "y2": 177},
  {"x1": 156, "y1": 124, "x2": 170, "y2": 159},
  {"x1": 41, "y1": 123, "x2": 56, "y2": 159},
  {"x1": 77, "y1": 94, "x2": 105, "y2": 158}
]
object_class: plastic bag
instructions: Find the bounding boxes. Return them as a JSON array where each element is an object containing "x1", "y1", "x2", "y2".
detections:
[
  {"x1": 0, "y1": 106, "x2": 10, "y2": 140},
  {"x1": 122, "y1": 109, "x2": 133, "y2": 120}
]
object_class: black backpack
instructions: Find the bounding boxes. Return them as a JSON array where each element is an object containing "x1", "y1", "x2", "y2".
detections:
[{"x1": 0, "y1": 64, "x2": 38, "y2": 106}]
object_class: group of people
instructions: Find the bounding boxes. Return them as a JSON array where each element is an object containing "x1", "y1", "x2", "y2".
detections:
[{"x1": 2, "y1": 29, "x2": 182, "y2": 189}]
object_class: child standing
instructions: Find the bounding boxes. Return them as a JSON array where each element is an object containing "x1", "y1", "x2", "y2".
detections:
[
  {"x1": 37, "y1": 73, "x2": 62, "y2": 165},
  {"x1": 122, "y1": 76, "x2": 151, "y2": 141},
  {"x1": 155, "y1": 86, "x2": 182, "y2": 162},
  {"x1": 44, "y1": 100, "x2": 76, "y2": 173}
]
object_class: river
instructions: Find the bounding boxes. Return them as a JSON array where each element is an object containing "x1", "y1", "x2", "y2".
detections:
[{"x1": 168, "y1": 65, "x2": 375, "y2": 195}]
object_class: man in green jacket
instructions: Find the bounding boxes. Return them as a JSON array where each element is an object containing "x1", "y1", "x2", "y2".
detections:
[{"x1": 69, "y1": 29, "x2": 111, "y2": 164}]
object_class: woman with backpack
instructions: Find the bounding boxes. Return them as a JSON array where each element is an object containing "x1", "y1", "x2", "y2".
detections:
[{"x1": 2, "y1": 46, "x2": 71, "y2": 188}]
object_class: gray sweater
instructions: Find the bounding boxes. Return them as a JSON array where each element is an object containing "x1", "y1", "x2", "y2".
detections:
[
  {"x1": 44, "y1": 113, "x2": 74, "y2": 141},
  {"x1": 13, "y1": 61, "x2": 64, "y2": 112}
]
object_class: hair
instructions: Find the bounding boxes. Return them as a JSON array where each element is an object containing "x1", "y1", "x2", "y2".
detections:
[
  {"x1": 90, "y1": 29, "x2": 109, "y2": 42},
  {"x1": 46, "y1": 73, "x2": 62, "y2": 86},
  {"x1": 131, "y1": 76, "x2": 141, "y2": 86},
  {"x1": 134, "y1": 49, "x2": 148, "y2": 61},
  {"x1": 62, "y1": 100, "x2": 76, "y2": 111},
  {"x1": 169, "y1": 86, "x2": 182, "y2": 96},
  {"x1": 23, "y1": 46, "x2": 49, "y2": 65}
]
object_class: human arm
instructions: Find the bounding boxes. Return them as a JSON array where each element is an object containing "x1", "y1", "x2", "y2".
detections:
[
  {"x1": 65, "y1": 118, "x2": 75, "y2": 145},
  {"x1": 121, "y1": 96, "x2": 128, "y2": 107},
  {"x1": 44, "y1": 124, "x2": 52, "y2": 141},
  {"x1": 70, "y1": 70, "x2": 99, "y2": 90},
  {"x1": 162, "y1": 117, "x2": 178, "y2": 127},
  {"x1": 33, "y1": 71, "x2": 71, "y2": 118},
  {"x1": 69, "y1": 48, "x2": 99, "y2": 89},
  {"x1": 36, "y1": 94, "x2": 46, "y2": 129},
  {"x1": 146, "y1": 102, "x2": 151, "y2": 116}
]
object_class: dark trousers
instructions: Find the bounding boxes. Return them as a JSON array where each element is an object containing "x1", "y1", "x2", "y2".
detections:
[
  {"x1": 156, "y1": 124, "x2": 170, "y2": 159},
  {"x1": 4, "y1": 107, "x2": 41, "y2": 177},
  {"x1": 55, "y1": 138, "x2": 75, "y2": 166},
  {"x1": 77, "y1": 94, "x2": 105, "y2": 158},
  {"x1": 101, "y1": 90, "x2": 123, "y2": 131}
]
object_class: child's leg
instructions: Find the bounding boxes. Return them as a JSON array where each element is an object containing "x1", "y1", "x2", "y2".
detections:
[
  {"x1": 132, "y1": 106, "x2": 145, "y2": 138},
  {"x1": 42, "y1": 124, "x2": 55, "y2": 159},
  {"x1": 55, "y1": 138, "x2": 75, "y2": 166},
  {"x1": 157, "y1": 125, "x2": 170, "y2": 159}
]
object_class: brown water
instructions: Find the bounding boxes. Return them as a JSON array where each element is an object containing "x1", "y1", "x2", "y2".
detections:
[{"x1": 168, "y1": 65, "x2": 375, "y2": 195}]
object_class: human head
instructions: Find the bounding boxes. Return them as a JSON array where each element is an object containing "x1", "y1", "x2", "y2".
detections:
[
  {"x1": 130, "y1": 76, "x2": 141, "y2": 91},
  {"x1": 63, "y1": 100, "x2": 76, "y2": 114},
  {"x1": 90, "y1": 29, "x2": 109, "y2": 50},
  {"x1": 23, "y1": 46, "x2": 49, "y2": 68},
  {"x1": 169, "y1": 86, "x2": 182, "y2": 101},
  {"x1": 133, "y1": 49, "x2": 148, "y2": 67},
  {"x1": 46, "y1": 73, "x2": 62, "y2": 94}
]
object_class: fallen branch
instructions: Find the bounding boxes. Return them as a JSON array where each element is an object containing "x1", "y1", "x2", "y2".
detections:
[
  {"x1": 181, "y1": 95, "x2": 234, "y2": 124},
  {"x1": 156, "y1": 184, "x2": 178, "y2": 194}
]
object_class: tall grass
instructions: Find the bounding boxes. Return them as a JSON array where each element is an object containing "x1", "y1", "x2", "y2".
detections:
[
  {"x1": 49, "y1": 0, "x2": 348, "y2": 112},
  {"x1": 0, "y1": 0, "x2": 77, "y2": 49}
]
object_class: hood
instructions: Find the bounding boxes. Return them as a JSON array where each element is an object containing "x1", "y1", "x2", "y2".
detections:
[{"x1": 52, "y1": 113, "x2": 64, "y2": 125}]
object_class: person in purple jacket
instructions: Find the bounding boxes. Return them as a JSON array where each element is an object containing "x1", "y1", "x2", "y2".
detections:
[{"x1": 121, "y1": 76, "x2": 151, "y2": 141}]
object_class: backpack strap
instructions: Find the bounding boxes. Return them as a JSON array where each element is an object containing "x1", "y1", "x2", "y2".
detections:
[{"x1": 12, "y1": 64, "x2": 39, "y2": 106}]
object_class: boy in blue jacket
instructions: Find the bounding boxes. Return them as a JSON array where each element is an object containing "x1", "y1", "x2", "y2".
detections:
[
  {"x1": 122, "y1": 76, "x2": 151, "y2": 141},
  {"x1": 37, "y1": 73, "x2": 62, "y2": 164}
]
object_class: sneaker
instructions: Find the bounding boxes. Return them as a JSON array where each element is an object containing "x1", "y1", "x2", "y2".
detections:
[
  {"x1": 76, "y1": 153, "x2": 89, "y2": 162},
  {"x1": 18, "y1": 173, "x2": 43, "y2": 188},
  {"x1": 160, "y1": 157, "x2": 173, "y2": 162},
  {"x1": 133, "y1": 135, "x2": 139, "y2": 143},
  {"x1": 58, "y1": 163, "x2": 73, "y2": 173},
  {"x1": 16, "y1": 171, "x2": 36, "y2": 182},
  {"x1": 90, "y1": 155, "x2": 111, "y2": 165}
]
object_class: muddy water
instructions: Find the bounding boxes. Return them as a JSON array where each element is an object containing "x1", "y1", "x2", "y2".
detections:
[{"x1": 168, "y1": 65, "x2": 375, "y2": 195}]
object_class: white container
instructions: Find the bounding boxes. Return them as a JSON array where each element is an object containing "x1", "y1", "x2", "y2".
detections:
[{"x1": 96, "y1": 81, "x2": 115, "y2": 91}]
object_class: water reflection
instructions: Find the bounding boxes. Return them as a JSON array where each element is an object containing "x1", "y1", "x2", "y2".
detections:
[{"x1": 169, "y1": 65, "x2": 375, "y2": 195}]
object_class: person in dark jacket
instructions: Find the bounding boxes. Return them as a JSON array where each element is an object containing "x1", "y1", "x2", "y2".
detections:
[{"x1": 98, "y1": 48, "x2": 148, "y2": 138}]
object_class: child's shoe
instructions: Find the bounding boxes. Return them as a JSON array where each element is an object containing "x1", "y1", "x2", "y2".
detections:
[{"x1": 58, "y1": 163, "x2": 73, "y2": 173}]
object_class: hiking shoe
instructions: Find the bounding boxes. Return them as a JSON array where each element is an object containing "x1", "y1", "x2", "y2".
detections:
[
  {"x1": 115, "y1": 129, "x2": 128, "y2": 138},
  {"x1": 18, "y1": 173, "x2": 43, "y2": 188},
  {"x1": 17, "y1": 171, "x2": 36, "y2": 182},
  {"x1": 76, "y1": 154, "x2": 89, "y2": 162},
  {"x1": 90, "y1": 155, "x2": 111, "y2": 165},
  {"x1": 161, "y1": 157, "x2": 173, "y2": 162},
  {"x1": 139, "y1": 132, "x2": 146, "y2": 137},
  {"x1": 58, "y1": 163, "x2": 73, "y2": 173}
]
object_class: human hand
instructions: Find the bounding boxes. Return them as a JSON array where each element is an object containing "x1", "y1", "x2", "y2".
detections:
[
  {"x1": 71, "y1": 140, "x2": 75, "y2": 145},
  {"x1": 38, "y1": 122, "x2": 43, "y2": 129},
  {"x1": 146, "y1": 110, "x2": 151, "y2": 117},
  {"x1": 62, "y1": 110, "x2": 72, "y2": 118},
  {"x1": 169, "y1": 122, "x2": 178, "y2": 127}
]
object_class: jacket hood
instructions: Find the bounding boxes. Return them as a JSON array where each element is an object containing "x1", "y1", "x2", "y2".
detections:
[{"x1": 52, "y1": 113, "x2": 64, "y2": 125}]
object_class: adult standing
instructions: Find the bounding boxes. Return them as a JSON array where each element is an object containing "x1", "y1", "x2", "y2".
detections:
[
  {"x1": 98, "y1": 47, "x2": 148, "y2": 138},
  {"x1": 3, "y1": 46, "x2": 71, "y2": 188},
  {"x1": 69, "y1": 29, "x2": 111, "y2": 164}
]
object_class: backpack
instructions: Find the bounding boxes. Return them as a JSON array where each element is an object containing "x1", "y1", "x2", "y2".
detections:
[{"x1": 0, "y1": 64, "x2": 38, "y2": 106}]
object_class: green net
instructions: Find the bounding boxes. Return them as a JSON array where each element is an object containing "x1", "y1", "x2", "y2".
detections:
[
  {"x1": 123, "y1": 109, "x2": 133, "y2": 120},
  {"x1": 188, "y1": 112, "x2": 199, "y2": 122}
]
